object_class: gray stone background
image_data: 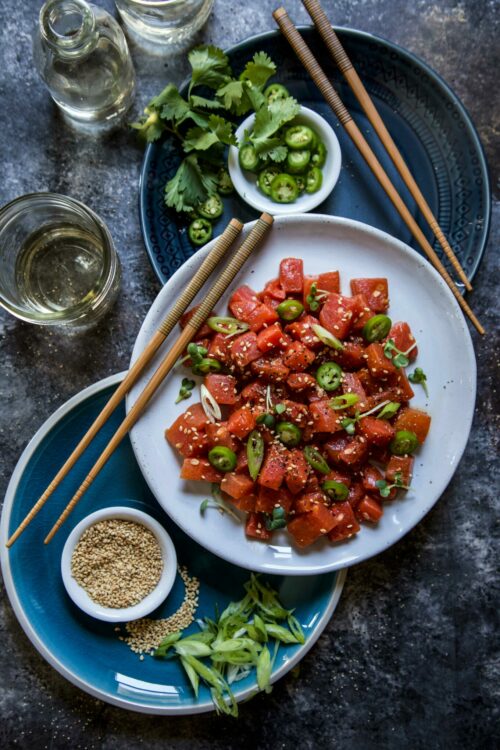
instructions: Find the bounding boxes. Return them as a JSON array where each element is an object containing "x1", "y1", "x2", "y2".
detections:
[{"x1": 0, "y1": 0, "x2": 498, "y2": 748}]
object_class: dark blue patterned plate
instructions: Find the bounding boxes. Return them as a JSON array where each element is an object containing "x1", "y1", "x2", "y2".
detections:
[
  {"x1": 139, "y1": 27, "x2": 490, "y2": 286},
  {"x1": 0, "y1": 374, "x2": 345, "y2": 714}
]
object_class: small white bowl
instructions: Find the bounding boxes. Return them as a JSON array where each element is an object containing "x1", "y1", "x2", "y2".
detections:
[
  {"x1": 228, "y1": 105, "x2": 342, "y2": 215},
  {"x1": 61, "y1": 506, "x2": 177, "y2": 623}
]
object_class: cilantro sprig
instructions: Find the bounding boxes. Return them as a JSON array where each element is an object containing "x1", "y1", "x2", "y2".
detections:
[
  {"x1": 375, "y1": 471, "x2": 410, "y2": 498},
  {"x1": 132, "y1": 46, "x2": 283, "y2": 215},
  {"x1": 383, "y1": 338, "x2": 417, "y2": 369},
  {"x1": 408, "y1": 367, "x2": 429, "y2": 396}
]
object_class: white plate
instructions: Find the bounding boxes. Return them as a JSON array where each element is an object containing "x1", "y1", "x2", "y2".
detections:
[
  {"x1": 128, "y1": 215, "x2": 476, "y2": 575},
  {"x1": 228, "y1": 106, "x2": 342, "y2": 215}
]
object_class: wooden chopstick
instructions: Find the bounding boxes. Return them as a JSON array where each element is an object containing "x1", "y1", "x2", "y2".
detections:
[
  {"x1": 301, "y1": 0, "x2": 472, "y2": 292},
  {"x1": 273, "y1": 8, "x2": 484, "y2": 335},
  {"x1": 44, "y1": 213, "x2": 274, "y2": 544},
  {"x1": 6, "y1": 218, "x2": 243, "y2": 548}
]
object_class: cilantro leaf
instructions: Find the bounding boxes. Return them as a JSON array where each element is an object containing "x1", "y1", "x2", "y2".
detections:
[
  {"x1": 164, "y1": 155, "x2": 218, "y2": 213},
  {"x1": 206, "y1": 114, "x2": 237, "y2": 146},
  {"x1": 250, "y1": 96, "x2": 300, "y2": 153},
  {"x1": 189, "y1": 45, "x2": 232, "y2": 91},
  {"x1": 217, "y1": 80, "x2": 246, "y2": 110},
  {"x1": 240, "y1": 51, "x2": 276, "y2": 88},
  {"x1": 260, "y1": 143, "x2": 288, "y2": 162},
  {"x1": 189, "y1": 94, "x2": 223, "y2": 110},
  {"x1": 158, "y1": 84, "x2": 191, "y2": 123},
  {"x1": 184, "y1": 114, "x2": 236, "y2": 152}
]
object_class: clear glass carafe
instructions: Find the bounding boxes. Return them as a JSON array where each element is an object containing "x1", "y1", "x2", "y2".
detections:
[{"x1": 33, "y1": 0, "x2": 135, "y2": 129}]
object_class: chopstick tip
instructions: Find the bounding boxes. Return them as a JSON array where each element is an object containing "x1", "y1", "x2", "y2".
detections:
[
  {"x1": 230, "y1": 218, "x2": 244, "y2": 230},
  {"x1": 259, "y1": 212, "x2": 274, "y2": 226},
  {"x1": 273, "y1": 7, "x2": 287, "y2": 21}
]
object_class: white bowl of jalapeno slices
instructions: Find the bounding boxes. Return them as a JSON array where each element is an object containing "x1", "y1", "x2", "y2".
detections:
[{"x1": 228, "y1": 105, "x2": 342, "y2": 215}]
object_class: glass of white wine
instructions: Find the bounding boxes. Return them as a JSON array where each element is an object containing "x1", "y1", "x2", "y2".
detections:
[{"x1": 0, "y1": 193, "x2": 121, "y2": 328}]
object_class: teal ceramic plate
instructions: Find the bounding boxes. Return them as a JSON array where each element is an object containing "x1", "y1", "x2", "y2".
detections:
[
  {"x1": 0, "y1": 374, "x2": 345, "y2": 715},
  {"x1": 139, "y1": 27, "x2": 490, "y2": 286}
]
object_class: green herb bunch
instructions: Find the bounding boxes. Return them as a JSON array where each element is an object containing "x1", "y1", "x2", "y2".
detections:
[
  {"x1": 154, "y1": 574, "x2": 305, "y2": 717},
  {"x1": 131, "y1": 45, "x2": 300, "y2": 216}
]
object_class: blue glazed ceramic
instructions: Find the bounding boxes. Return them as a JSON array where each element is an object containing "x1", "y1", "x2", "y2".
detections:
[
  {"x1": 139, "y1": 27, "x2": 490, "y2": 286},
  {"x1": 0, "y1": 374, "x2": 345, "y2": 715}
]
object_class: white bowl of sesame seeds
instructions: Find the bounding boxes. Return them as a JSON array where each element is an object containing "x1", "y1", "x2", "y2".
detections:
[{"x1": 61, "y1": 506, "x2": 177, "y2": 623}]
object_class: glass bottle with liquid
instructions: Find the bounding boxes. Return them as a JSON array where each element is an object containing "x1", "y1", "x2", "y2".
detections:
[{"x1": 33, "y1": 0, "x2": 135, "y2": 129}]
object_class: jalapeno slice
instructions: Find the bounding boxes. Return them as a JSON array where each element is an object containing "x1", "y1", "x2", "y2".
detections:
[
  {"x1": 286, "y1": 149, "x2": 311, "y2": 174},
  {"x1": 192, "y1": 357, "x2": 222, "y2": 375},
  {"x1": 258, "y1": 166, "x2": 281, "y2": 196},
  {"x1": 295, "y1": 174, "x2": 306, "y2": 193},
  {"x1": 247, "y1": 430, "x2": 265, "y2": 480},
  {"x1": 322, "y1": 480, "x2": 349, "y2": 501},
  {"x1": 362, "y1": 314, "x2": 392, "y2": 342},
  {"x1": 207, "y1": 316, "x2": 249, "y2": 335},
  {"x1": 389, "y1": 430, "x2": 419, "y2": 455},
  {"x1": 304, "y1": 445, "x2": 330, "y2": 475},
  {"x1": 264, "y1": 83, "x2": 290, "y2": 104},
  {"x1": 276, "y1": 421, "x2": 302, "y2": 447},
  {"x1": 239, "y1": 143, "x2": 260, "y2": 172},
  {"x1": 188, "y1": 218, "x2": 212, "y2": 246},
  {"x1": 270, "y1": 173, "x2": 299, "y2": 204},
  {"x1": 217, "y1": 167, "x2": 234, "y2": 195},
  {"x1": 256, "y1": 413, "x2": 276, "y2": 429},
  {"x1": 305, "y1": 166, "x2": 323, "y2": 194},
  {"x1": 276, "y1": 299, "x2": 304, "y2": 321},
  {"x1": 198, "y1": 193, "x2": 223, "y2": 220},
  {"x1": 285, "y1": 125, "x2": 315, "y2": 150},
  {"x1": 316, "y1": 362, "x2": 343, "y2": 391},
  {"x1": 208, "y1": 446, "x2": 237, "y2": 472},
  {"x1": 311, "y1": 141, "x2": 327, "y2": 168}
]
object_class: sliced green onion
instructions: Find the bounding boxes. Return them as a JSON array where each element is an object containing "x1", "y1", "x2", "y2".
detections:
[
  {"x1": 329, "y1": 393, "x2": 359, "y2": 410},
  {"x1": 377, "y1": 401, "x2": 401, "y2": 420},
  {"x1": 312, "y1": 323, "x2": 344, "y2": 351},
  {"x1": 200, "y1": 383, "x2": 222, "y2": 423}
]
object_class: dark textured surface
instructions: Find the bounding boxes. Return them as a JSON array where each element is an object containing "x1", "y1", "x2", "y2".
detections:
[{"x1": 0, "y1": 1, "x2": 498, "y2": 748}]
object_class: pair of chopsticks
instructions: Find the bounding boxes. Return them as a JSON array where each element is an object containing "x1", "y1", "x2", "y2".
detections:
[
  {"x1": 273, "y1": 3, "x2": 484, "y2": 335},
  {"x1": 7, "y1": 213, "x2": 274, "y2": 547}
]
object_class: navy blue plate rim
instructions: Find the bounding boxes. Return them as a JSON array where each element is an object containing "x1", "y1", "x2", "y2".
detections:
[
  {"x1": 0, "y1": 373, "x2": 346, "y2": 714},
  {"x1": 138, "y1": 26, "x2": 491, "y2": 287}
]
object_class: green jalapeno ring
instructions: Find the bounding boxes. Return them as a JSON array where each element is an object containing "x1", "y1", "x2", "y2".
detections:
[
  {"x1": 362, "y1": 314, "x2": 392, "y2": 343},
  {"x1": 258, "y1": 166, "x2": 281, "y2": 196},
  {"x1": 389, "y1": 430, "x2": 419, "y2": 456},
  {"x1": 239, "y1": 143, "x2": 260, "y2": 172},
  {"x1": 264, "y1": 83, "x2": 290, "y2": 104},
  {"x1": 188, "y1": 218, "x2": 212, "y2": 246},
  {"x1": 311, "y1": 141, "x2": 327, "y2": 168},
  {"x1": 270, "y1": 173, "x2": 299, "y2": 204},
  {"x1": 316, "y1": 362, "x2": 343, "y2": 391},
  {"x1": 303, "y1": 445, "x2": 330, "y2": 474},
  {"x1": 247, "y1": 430, "x2": 265, "y2": 480},
  {"x1": 256, "y1": 413, "x2": 276, "y2": 429},
  {"x1": 276, "y1": 421, "x2": 302, "y2": 447},
  {"x1": 285, "y1": 125, "x2": 315, "y2": 150},
  {"x1": 305, "y1": 166, "x2": 323, "y2": 194},
  {"x1": 207, "y1": 316, "x2": 249, "y2": 335},
  {"x1": 217, "y1": 168, "x2": 234, "y2": 195},
  {"x1": 322, "y1": 480, "x2": 349, "y2": 502},
  {"x1": 286, "y1": 149, "x2": 311, "y2": 174},
  {"x1": 208, "y1": 446, "x2": 237, "y2": 473},
  {"x1": 276, "y1": 299, "x2": 304, "y2": 321},
  {"x1": 198, "y1": 193, "x2": 223, "y2": 220}
]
